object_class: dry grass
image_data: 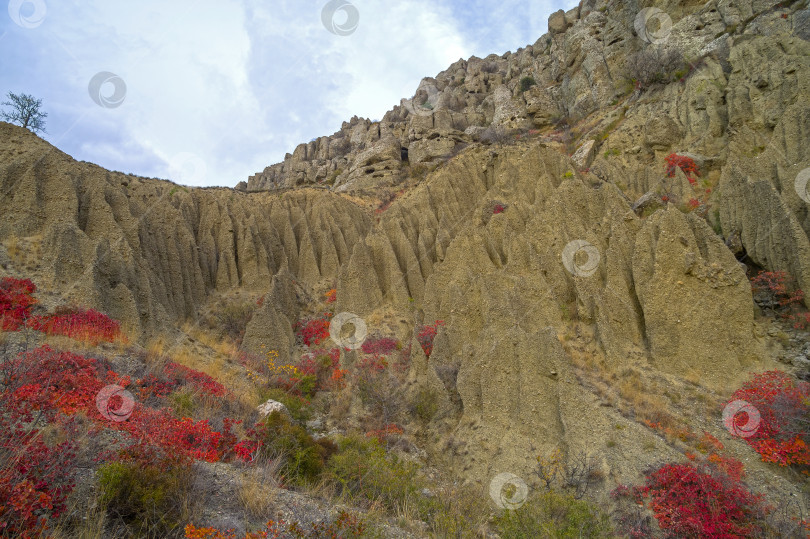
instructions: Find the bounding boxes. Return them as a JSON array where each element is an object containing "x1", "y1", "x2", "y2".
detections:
[
  {"x1": 183, "y1": 321, "x2": 238, "y2": 358},
  {"x1": 5, "y1": 235, "x2": 20, "y2": 259},
  {"x1": 51, "y1": 503, "x2": 111, "y2": 539},
  {"x1": 238, "y1": 457, "x2": 282, "y2": 519},
  {"x1": 145, "y1": 335, "x2": 169, "y2": 362},
  {"x1": 327, "y1": 388, "x2": 353, "y2": 424},
  {"x1": 40, "y1": 333, "x2": 128, "y2": 357},
  {"x1": 3, "y1": 234, "x2": 43, "y2": 270},
  {"x1": 560, "y1": 322, "x2": 716, "y2": 448},
  {"x1": 150, "y1": 334, "x2": 261, "y2": 419}
]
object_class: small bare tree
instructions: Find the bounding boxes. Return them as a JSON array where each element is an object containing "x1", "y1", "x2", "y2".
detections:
[
  {"x1": 1, "y1": 92, "x2": 47, "y2": 133},
  {"x1": 534, "y1": 448, "x2": 603, "y2": 500},
  {"x1": 625, "y1": 46, "x2": 685, "y2": 89}
]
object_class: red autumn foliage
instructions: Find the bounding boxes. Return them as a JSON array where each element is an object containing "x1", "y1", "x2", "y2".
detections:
[
  {"x1": 294, "y1": 313, "x2": 332, "y2": 347},
  {"x1": 613, "y1": 460, "x2": 769, "y2": 537},
  {"x1": 164, "y1": 362, "x2": 228, "y2": 397},
  {"x1": 233, "y1": 439, "x2": 260, "y2": 463},
  {"x1": 4, "y1": 346, "x2": 105, "y2": 421},
  {"x1": 492, "y1": 204, "x2": 506, "y2": 214},
  {"x1": 296, "y1": 349, "x2": 338, "y2": 376},
  {"x1": 364, "y1": 423, "x2": 404, "y2": 444},
  {"x1": 0, "y1": 415, "x2": 79, "y2": 538},
  {"x1": 0, "y1": 277, "x2": 37, "y2": 331},
  {"x1": 112, "y1": 405, "x2": 225, "y2": 466},
  {"x1": 0, "y1": 345, "x2": 89, "y2": 536},
  {"x1": 789, "y1": 311, "x2": 810, "y2": 330},
  {"x1": 27, "y1": 308, "x2": 123, "y2": 345},
  {"x1": 357, "y1": 355, "x2": 388, "y2": 373},
  {"x1": 297, "y1": 347, "x2": 342, "y2": 391},
  {"x1": 750, "y1": 270, "x2": 805, "y2": 311},
  {"x1": 416, "y1": 320, "x2": 445, "y2": 358},
  {"x1": 665, "y1": 153, "x2": 699, "y2": 181},
  {"x1": 360, "y1": 337, "x2": 399, "y2": 357},
  {"x1": 133, "y1": 372, "x2": 178, "y2": 399},
  {"x1": 324, "y1": 288, "x2": 336, "y2": 304},
  {"x1": 728, "y1": 370, "x2": 810, "y2": 466}
]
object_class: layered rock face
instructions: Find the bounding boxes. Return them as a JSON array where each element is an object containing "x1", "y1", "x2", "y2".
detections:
[
  {"x1": 1, "y1": 0, "x2": 809, "y2": 490},
  {"x1": 0, "y1": 124, "x2": 370, "y2": 336}
]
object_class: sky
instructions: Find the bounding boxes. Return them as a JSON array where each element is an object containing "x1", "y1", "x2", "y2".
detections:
[{"x1": 0, "y1": 0, "x2": 578, "y2": 187}]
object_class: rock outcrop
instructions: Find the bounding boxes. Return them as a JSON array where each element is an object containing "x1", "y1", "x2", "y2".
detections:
[{"x1": 1, "y1": 0, "x2": 808, "y2": 497}]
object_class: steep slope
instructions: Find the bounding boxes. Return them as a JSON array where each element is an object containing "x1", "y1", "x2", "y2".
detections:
[
  {"x1": 1, "y1": 0, "x2": 809, "y2": 518},
  {"x1": 0, "y1": 123, "x2": 371, "y2": 337}
]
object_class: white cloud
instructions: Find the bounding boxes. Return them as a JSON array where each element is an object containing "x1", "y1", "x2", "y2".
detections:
[{"x1": 0, "y1": 0, "x2": 576, "y2": 187}]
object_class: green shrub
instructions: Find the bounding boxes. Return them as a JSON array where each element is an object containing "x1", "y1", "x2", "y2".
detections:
[
  {"x1": 326, "y1": 434, "x2": 421, "y2": 511},
  {"x1": 97, "y1": 459, "x2": 194, "y2": 537},
  {"x1": 520, "y1": 76, "x2": 537, "y2": 92},
  {"x1": 253, "y1": 411, "x2": 335, "y2": 486},
  {"x1": 413, "y1": 388, "x2": 439, "y2": 424},
  {"x1": 297, "y1": 374, "x2": 317, "y2": 398},
  {"x1": 259, "y1": 387, "x2": 311, "y2": 422},
  {"x1": 169, "y1": 388, "x2": 196, "y2": 417},
  {"x1": 493, "y1": 490, "x2": 614, "y2": 538},
  {"x1": 426, "y1": 482, "x2": 493, "y2": 537}
]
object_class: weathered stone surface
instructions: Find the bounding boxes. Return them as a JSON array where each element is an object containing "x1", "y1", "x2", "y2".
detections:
[
  {"x1": 257, "y1": 399, "x2": 291, "y2": 419},
  {"x1": 408, "y1": 137, "x2": 458, "y2": 164},
  {"x1": 571, "y1": 139, "x2": 595, "y2": 169},
  {"x1": 633, "y1": 207, "x2": 760, "y2": 390},
  {"x1": 2, "y1": 0, "x2": 808, "y2": 507},
  {"x1": 548, "y1": 9, "x2": 568, "y2": 34}
]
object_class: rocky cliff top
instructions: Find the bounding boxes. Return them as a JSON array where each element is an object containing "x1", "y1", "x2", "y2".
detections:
[{"x1": 2, "y1": 0, "x2": 810, "y2": 530}]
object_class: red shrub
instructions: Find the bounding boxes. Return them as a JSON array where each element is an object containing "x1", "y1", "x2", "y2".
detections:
[
  {"x1": 360, "y1": 337, "x2": 399, "y2": 357},
  {"x1": 357, "y1": 355, "x2": 388, "y2": 373},
  {"x1": 614, "y1": 461, "x2": 768, "y2": 537},
  {"x1": 5, "y1": 346, "x2": 105, "y2": 421},
  {"x1": 365, "y1": 423, "x2": 403, "y2": 443},
  {"x1": 133, "y1": 372, "x2": 178, "y2": 399},
  {"x1": 416, "y1": 320, "x2": 445, "y2": 357},
  {"x1": 492, "y1": 204, "x2": 506, "y2": 215},
  {"x1": 750, "y1": 270, "x2": 804, "y2": 312},
  {"x1": 164, "y1": 362, "x2": 227, "y2": 397},
  {"x1": 665, "y1": 153, "x2": 699, "y2": 180},
  {"x1": 0, "y1": 416, "x2": 79, "y2": 537},
  {"x1": 233, "y1": 440, "x2": 260, "y2": 463},
  {"x1": 324, "y1": 288, "x2": 336, "y2": 304},
  {"x1": 113, "y1": 405, "x2": 223, "y2": 465},
  {"x1": 296, "y1": 348, "x2": 341, "y2": 392},
  {"x1": 28, "y1": 308, "x2": 123, "y2": 345},
  {"x1": 728, "y1": 370, "x2": 810, "y2": 466},
  {"x1": 789, "y1": 311, "x2": 810, "y2": 330},
  {"x1": 0, "y1": 277, "x2": 37, "y2": 331},
  {"x1": 294, "y1": 314, "x2": 332, "y2": 347}
]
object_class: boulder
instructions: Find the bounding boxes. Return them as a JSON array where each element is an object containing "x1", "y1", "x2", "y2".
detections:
[
  {"x1": 408, "y1": 136, "x2": 458, "y2": 164},
  {"x1": 644, "y1": 114, "x2": 683, "y2": 150},
  {"x1": 548, "y1": 9, "x2": 568, "y2": 34},
  {"x1": 257, "y1": 399, "x2": 291, "y2": 419},
  {"x1": 571, "y1": 140, "x2": 595, "y2": 170}
]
